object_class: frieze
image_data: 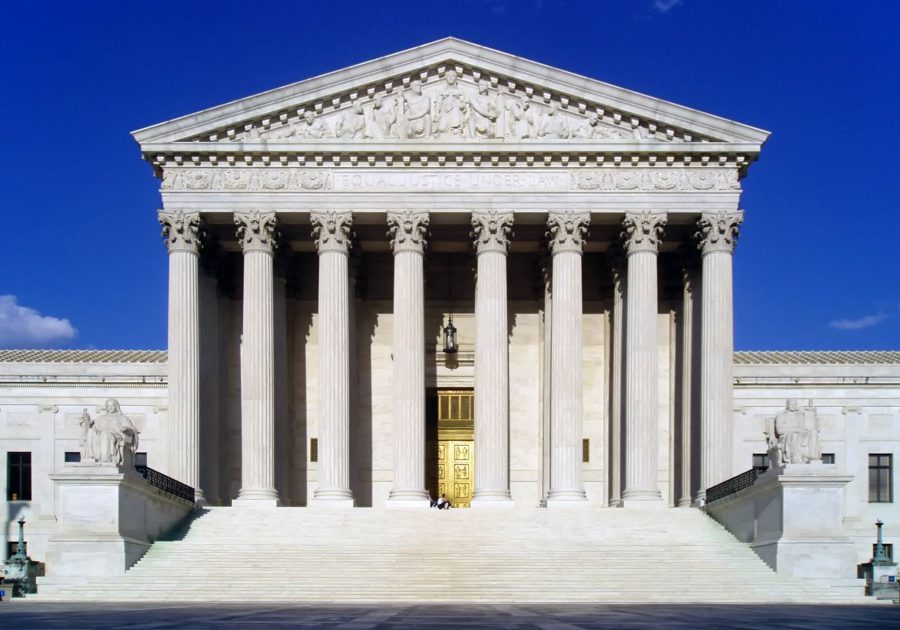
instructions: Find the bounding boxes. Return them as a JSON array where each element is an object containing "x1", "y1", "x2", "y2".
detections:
[
  {"x1": 161, "y1": 169, "x2": 331, "y2": 192},
  {"x1": 161, "y1": 167, "x2": 740, "y2": 194}
]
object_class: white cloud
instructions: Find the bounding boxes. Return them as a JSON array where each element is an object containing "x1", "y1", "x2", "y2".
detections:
[
  {"x1": 653, "y1": 0, "x2": 683, "y2": 13},
  {"x1": 828, "y1": 312, "x2": 888, "y2": 331},
  {"x1": 0, "y1": 295, "x2": 77, "y2": 347}
]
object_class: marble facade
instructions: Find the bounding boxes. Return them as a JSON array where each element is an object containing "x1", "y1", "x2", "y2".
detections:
[{"x1": 1, "y1": 40, "x2": 898, "y2": 580}]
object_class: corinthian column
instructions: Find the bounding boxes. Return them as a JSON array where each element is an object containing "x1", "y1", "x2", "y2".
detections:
[
  {"x1": 312, "y1": 211, "x2": 355, "y2": 507},
  {"x1": 386, "y1": 211, "x2": 430, "y2": 507},
  {"x1": 471, "y1": 211, "x2": 514, "y2": 507},
  {"x1": 696, "y1": 210, "x2": 743, "y2": 502},
  {"x1": 621, "y1": 210, "x2": 667, "y2": 507},
  {"x1": 608, "y1": 262, "x2": 625, "y2": 507},
  {"x1": 159, "y1": 210, "x2": 204, "y2": 500},
  {"x1": 546, "y1": 211, "x2": 590, "y2": 507},
  {"x1": 233, "y1": 211, "x2": 280, "y2": 508}
]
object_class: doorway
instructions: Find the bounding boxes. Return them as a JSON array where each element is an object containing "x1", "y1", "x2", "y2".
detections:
[{"x1": 426, "y1": 389, "x2": 474, "y2": 508}]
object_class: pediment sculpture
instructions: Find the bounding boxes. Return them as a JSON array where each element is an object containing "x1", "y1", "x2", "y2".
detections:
[
  {"x1": 79, "y1": 398, "x2": 141, "y2": 466},
  {"x1": 765, "y1": 399, "x2": 821, "y2": 465},
  {"x1": 236, "y1": 73, "x2": 670, "y2": 144}
]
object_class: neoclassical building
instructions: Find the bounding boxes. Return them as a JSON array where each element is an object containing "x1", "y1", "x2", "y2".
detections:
[{"x1": 1, "y1": 40, "x2": 897, "y2": 598}]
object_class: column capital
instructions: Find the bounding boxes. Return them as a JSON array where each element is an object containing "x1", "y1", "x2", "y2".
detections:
[
  {"x1": 311, "y1": 211, "x2": 353, "y2": 255},
  {"x1": 387, "y1": 210, "x2": 429, "y2": 254},
  {"x1": 696, "y1": 210, "x2": 743, "y2": 255},
  {"x1": 622, "y1": 211, "x2": 666, "y2": 255},
  {"x1": 235, "y1": 211, "x2": 279, "y2": 255},
  {"x1": 159, "y1": 210, "x2": 203, "y2": 254},
  {"x1": 546, "y1": 211, "x2": 590, "y2": 255},
  {"x1": 471, "y1": 211, "x2": 514, "y2": 255}
]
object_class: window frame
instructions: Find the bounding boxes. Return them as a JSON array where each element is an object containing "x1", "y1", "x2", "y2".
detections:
[
  {"x1": 868, "y1": 453, "x2": 893, "y2": 503},
  {"x1": 7, "y1": 451, "x2": 32, "y2": 501}
]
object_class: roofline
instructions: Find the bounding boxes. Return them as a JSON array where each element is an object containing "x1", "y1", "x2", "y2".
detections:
[{"x1": 132, "y1": 37, "x2": 770, "y2": 147}]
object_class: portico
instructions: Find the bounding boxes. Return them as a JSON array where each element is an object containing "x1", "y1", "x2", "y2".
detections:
[{"x1": 141, "y1": 38, "x2": 767, "y2": 509}]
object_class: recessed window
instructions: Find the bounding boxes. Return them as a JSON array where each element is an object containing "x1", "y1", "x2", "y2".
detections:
[
  {"x1": 7, "y1": 452, "x2": 32, "y2": 501},
  {"x1": 582, "y1": 439, "x2": 590, "y2": 463},
  {"x1": 822, "y1": 453, "x2": 835, "y2": 464},
  {"x1": 64, "y1": 451, "x2": 81, "y2": 463},
  {"x1": 752, "y1": 453, "x2": 769, "y2": 473},
  {"x1": 310, "y1": 438, "x2": 318, "y2": 463},
  {"x1": 868, "y1": 454, "x2": 893, "y2": 503},
  {"x1": 134, "y1": 452, "x2": 148, "y2": 467}
]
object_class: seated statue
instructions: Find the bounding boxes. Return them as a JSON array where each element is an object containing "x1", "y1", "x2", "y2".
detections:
[
  {"x1": 79, "y1": 399, "x2": 140, "y2": 466},
  {"x1": 765, "y1": 399, "x2": 820, "y2": 465}
]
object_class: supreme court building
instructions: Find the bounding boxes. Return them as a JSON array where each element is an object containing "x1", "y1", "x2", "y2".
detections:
[{"x1": 2, "y1": 41, "x2": 898, "y2": 597}]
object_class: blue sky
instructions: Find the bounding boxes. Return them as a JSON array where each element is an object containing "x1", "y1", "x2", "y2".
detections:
[{"x1": 1, "y1": 0, "x2": 897, "y2": 350}]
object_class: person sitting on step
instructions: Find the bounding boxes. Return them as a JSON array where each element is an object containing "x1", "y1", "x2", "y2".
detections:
[{"x1": 436, "y1": 494, "x2": 452, "y2": 509}]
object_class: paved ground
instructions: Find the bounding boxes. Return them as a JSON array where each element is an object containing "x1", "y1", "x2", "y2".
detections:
[{"x1": 0, "y1": 603, "x2": 898, "y2": 629}]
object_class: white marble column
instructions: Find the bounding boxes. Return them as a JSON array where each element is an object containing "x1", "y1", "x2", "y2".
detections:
[
  {"x1": 546, "y1": 211, "x2": 590, "y2": 507},
  {"x1": 386, "y1": 211, "x2": 430, "y2": 507},
  {"x1": 159, "y1": 210, "x2": 204, "y2": 500},
  {"x1": 471, "y1": 211, "x2": 514, "y2": 507},
  {"x1": 199, "y1": 262, "x2": 221, "y2": 505},
  {"x1": 608, "y1": 263, "x2": 624, "y2": 507},
  {"x1": 696, "y1": 210, "x2": 743, "y2": 502},
  {"x1": 678, "y1": 264, "x2": 696, "y2": 507},
  {"x1": 233, "y1": 211, "x2": 280, "y2": 508},
  {"x1": 312, "y1": 211, "x2": 355, "y2": 507},
  {"x1": 621, "y1": 210, "x2": 667, "y2": 507}
]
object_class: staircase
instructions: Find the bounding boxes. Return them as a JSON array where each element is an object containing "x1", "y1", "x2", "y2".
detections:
[{"x1": 34, "y1": 506, "x2": 867, "y2": 603}]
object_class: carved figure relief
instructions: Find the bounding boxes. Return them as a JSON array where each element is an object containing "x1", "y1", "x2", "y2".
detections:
[
  {"x1": 434, "y1": 70, "x2": 468, "y2": 138},
  {"x1": 402, "y1": 81, "x2": 432, "y2": 139},
  {"x1": 573, "y1": 112, "x2": 626, "y2": 140},
  {"x1": 469, "y1": 80, "x2": 500, "y2": 139},
  {"x1": 765, "y1": 399, "x2": 821, "y2": 465},
  {"x1": 506, "y1": 97, "x2": 534, "y2": 139},
  {"x1": 78, "y1": 399, "x2": 140, "y2": 466},
  {"x1": 537, "y1": 102, "x2": 570, "y2": 139},
  {"x1": 335, "y1": 100, "x2": 366, "y2": 139},
  {"x1": 369, "y1": 94, "x2": 398, "y2": 139}
]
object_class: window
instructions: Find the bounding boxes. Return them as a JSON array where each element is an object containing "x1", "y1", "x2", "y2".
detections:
[
  {"x1": 582, "y1": 439, "x2": 590, "y2": 463},
  {"x1": 868, "y1": 454, "x2": 893, "y2": 503},
  {"x1": 7, "y1": 452, "x2": 32, "y2": 501},
  {"x1": 64, "y1": 451, "x2": 81, "y2": 463},
  {"x1": 822, "y1": 453, "x2": 835, "y2": 464},
  {"x1": 134, "y1": 452, "x2": 148, "y2": 467},
  {"x1": 310, "y1": 438, "x2": 318, "y2": 463},
  {"x1": 752, "y1": 453, "x2": 769, "y2": 473},
  {"x1": 874, "y1": 543, "x2": 894, "y2": 561},
  {"x1": 6, "y1": 541, "x2": 27, "y2": 558}
]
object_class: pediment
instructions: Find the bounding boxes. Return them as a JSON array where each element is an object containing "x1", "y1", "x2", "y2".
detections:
[{"x1": 133, "y1": 38, "x2": 768, "y2": 150}]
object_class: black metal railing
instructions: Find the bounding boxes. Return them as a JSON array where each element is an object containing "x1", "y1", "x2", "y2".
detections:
[
  {"x1": 705, "y1": 468, "x2": 760, "y2": 504},
  {"x1": 135, "y1": 465, "x2": 195, "y2": 503}
]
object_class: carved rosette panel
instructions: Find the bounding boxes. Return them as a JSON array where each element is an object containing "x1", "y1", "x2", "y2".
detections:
[
  {"x1": 696, "y1": 210, "x2": 743, "y2": 255},
  {"x1": 622, "y1": 211, "x2": 666, "y2": 254},
  {"x1": 234, "y1": 210, "x2": 279, "y2": 255},
  {"x1": 311, "y1": 211, "x2": 354, "y2": 254},
  {"x1": 546, "y1": 211, "x2": 590, "y2": 255},
  {"x1": 159, "y1": 210, "x2": 203, "y2": 254},
  {"x1": 387, "y1": 211, "x2": 430, "y2": 254},
  {"x1": 161, "y1": 169, "x2": 331, "y2": 192},
  {"x1": 572, "y1": 169, "x2": 740, "y2": 192},
  {"x1": 471, "y1": 211, "x2": 514, "y2": 255}
]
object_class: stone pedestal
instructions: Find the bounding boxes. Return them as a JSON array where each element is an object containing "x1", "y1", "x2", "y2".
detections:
[
  {"x1": 41, "y1": 463, "x2": 195, "y2": 585},
  {"x1": 705, "y1": 462, "x2": 856, "y2": 580}
]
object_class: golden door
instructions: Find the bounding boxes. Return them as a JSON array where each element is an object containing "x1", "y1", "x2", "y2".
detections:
[
  {"x1": 437, "y1": 440, "x2": 474, "y2": 508},
  {"x1": 431, "y1": 389, "x2": 474, "y2": 508}
]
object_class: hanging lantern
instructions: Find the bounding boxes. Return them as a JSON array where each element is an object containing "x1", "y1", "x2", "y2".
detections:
[{"x1": 443, "y1": 315, "x2": 458, "y2": 354}]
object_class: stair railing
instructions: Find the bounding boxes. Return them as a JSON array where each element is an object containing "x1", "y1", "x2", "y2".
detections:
[
  {"x1": 135, "y1": 465, "x2": 196, "y2": 503},
  {"x1": 705, "y1": 468, "x2": 760, "y2": 504}
]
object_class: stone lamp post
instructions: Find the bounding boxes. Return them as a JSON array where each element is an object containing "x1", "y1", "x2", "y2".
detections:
[{"x1": 4, "y1": 517, "x2": 38, "y2": 596}]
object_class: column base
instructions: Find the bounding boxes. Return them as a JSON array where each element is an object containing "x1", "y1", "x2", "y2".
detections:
[
  {"x1": 546, "y1": 489, "x2": 589, "y2": 509},
  {"x1": 620, "y1": 492, "x2": 666, "y2": 510},
  {"x1": 233, "y1": 488, "x2": 280, "y2": 508},
  {"x1": 677, "y1": 498, "x2": 693, "y2": 508},
  {"x1": 312, "y1": 488, "x2": 355, "y2": 508},
  {"x1": 232, "y1": 497, "x2": 280, "y2": 509},
  {"x1": 471, "y1": 494, "x2": 514, "y2": 509}
]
